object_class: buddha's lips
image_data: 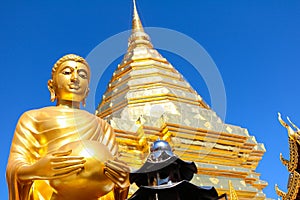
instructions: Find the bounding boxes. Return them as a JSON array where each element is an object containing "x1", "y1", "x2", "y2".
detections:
[{"x1": 69, "y1": 84, "x2": 80, "y2": 90}]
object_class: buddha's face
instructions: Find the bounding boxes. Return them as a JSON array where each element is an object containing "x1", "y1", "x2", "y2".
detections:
[{"x1": 52, "y1": 60, "x2": 90, "y2": 103}]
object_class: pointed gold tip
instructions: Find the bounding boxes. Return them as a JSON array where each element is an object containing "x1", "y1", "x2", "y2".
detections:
[
  {"x1": 278, "y1": 112, "x2": 288, "y2": 128},
  {"x1": 277, "y1": 112, "x2": 282, "y2": 120},
  {"x1": 287, "y1": 116, "x2": 300, "y2": 131},
  {"x1": 127, "y1": 0, "x2": 153, "y2": 50},
  {"x1": 278, "y1": 113, "x2": 282, "y2": 122},
  {"x1": 133, "y1": 0, "x2": 137, "y2": 14},
  {"x1": 132, "y1": 0, "x2": 144, "y2": 32}
]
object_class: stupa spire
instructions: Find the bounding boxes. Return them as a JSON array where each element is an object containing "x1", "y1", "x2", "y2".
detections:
[
  {"x1": 128, "y1": 0, "x2": 153, "y2": 50},
  {"x1": 132, "y1": 0, "x2": 144, "y2": 32}
]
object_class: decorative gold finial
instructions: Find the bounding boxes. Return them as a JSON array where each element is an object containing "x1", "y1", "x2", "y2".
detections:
[
  {"x1": 132, "y1": 0, "x2": 144, "y2": 32},
  {"x1": 278, "y1": 112, "x2": 300, "y2": 142},
  {"x1": 287, "y1": 116, "x2": 300, "y2": 132},
  {"x1": 128, "y1": 0, "x2": 153, "y2": 50},
  {"x1": 228, "y1": 180, "x2": 239, "y2": 200}
]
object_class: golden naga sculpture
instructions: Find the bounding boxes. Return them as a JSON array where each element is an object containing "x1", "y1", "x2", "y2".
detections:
[
  {"x1": 275, "y1": 113, "x2": 300, "y2": 200},
  {"x1": 6, "y1": 54, "x2": 130, "y2": 200}
]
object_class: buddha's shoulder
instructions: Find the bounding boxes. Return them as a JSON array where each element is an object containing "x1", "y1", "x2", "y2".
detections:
[{"x1": 20, "y1": 106, "x2": 95, "y2": 120}]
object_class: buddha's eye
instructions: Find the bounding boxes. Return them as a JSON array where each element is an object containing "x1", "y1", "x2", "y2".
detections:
[
  {"x1": 78, "y1": 69, "x2": 88, "y2": 79},
  {"x1": 62, "y1": 68, "x2": 72, "y2": 75}
]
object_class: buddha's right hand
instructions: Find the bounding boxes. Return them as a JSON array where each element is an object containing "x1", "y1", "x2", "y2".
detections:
[{"x1": 17, "y1": 150, "x2": 86, "y2": 182}]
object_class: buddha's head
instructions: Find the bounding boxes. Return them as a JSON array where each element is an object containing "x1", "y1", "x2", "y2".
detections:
[{"x1": 48, "y1": 54, "x2": 90, "y2": 108}]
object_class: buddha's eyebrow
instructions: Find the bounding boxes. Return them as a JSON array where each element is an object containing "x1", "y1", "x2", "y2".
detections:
[
  {"x1": 78, "y1": 68, "x2": 88, "y2": 72},
  {"x1": 61, "y1": 66, "x2": 73, "y2": 71}
]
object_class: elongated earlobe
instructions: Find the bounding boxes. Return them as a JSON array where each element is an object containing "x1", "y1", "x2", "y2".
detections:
[
  {"x1": 82, "y1": 98, "x2": 86, "y2": 107},
  {"x1": 82, "y1": 88, "x2": 90, "y2": 107},
  {"x1": 48, "y1": 79, "x2": 56, "y2": 102}
]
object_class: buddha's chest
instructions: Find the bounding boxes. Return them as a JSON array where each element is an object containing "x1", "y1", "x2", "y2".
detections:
[{"x1": 33, "y1": 115, "x2": 100, "y2": 154}]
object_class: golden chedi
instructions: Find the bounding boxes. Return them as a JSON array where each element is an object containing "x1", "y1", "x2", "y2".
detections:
[
  {"x1": 96, "y1": 1, "x2": 268, "y2": 199},
  {"x1": 6, "y1": 54, "x2": 129, "y2": 200}
]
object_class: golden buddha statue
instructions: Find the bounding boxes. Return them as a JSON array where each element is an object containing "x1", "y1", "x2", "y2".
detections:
[{"x1": 6, "y1": 54, "x2": 129, "y2": 200}]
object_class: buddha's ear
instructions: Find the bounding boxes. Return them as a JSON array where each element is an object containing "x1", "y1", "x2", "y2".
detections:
[
  {"x1": 48, "y1": 79, "x2": 56, "y2": 102},
  {"x1": 82, "y1": 88, "x2": 90, "y2": 107},
  {"x1": 85, "y1": 88, "x2": 90, "y2": 98}
]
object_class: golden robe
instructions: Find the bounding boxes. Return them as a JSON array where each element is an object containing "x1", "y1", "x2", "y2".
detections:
[{"x1": 6, "y1": 106, "x2": 118, "y2": 200}]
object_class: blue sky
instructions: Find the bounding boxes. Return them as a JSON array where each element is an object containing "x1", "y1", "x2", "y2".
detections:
[{"x1": 1, "y1": 0, "x2": 300, "y2": 199}]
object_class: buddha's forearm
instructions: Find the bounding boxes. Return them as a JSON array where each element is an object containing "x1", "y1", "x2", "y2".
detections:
[{"x1": 17, "y1": 165, "x2": 35, "y2": 182}]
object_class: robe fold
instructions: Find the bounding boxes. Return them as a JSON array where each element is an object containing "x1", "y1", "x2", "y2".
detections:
[{"x1": 6, "y1": 106, "x2": 118, "y2": 200}]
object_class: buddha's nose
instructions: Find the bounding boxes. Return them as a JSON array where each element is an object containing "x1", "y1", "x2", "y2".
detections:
[{"x1": 71, "y1": 72, "x2": 79, "y2": 82}]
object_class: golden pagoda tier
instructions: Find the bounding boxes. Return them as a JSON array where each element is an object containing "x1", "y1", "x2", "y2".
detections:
[{"x1": 96, "y1": 1, "x2": 268, "y2": 199}]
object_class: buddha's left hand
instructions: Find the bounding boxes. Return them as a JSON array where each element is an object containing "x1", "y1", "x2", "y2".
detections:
[{"x1": 104, "y1": 159, "x2": 130, "y2": 189}]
